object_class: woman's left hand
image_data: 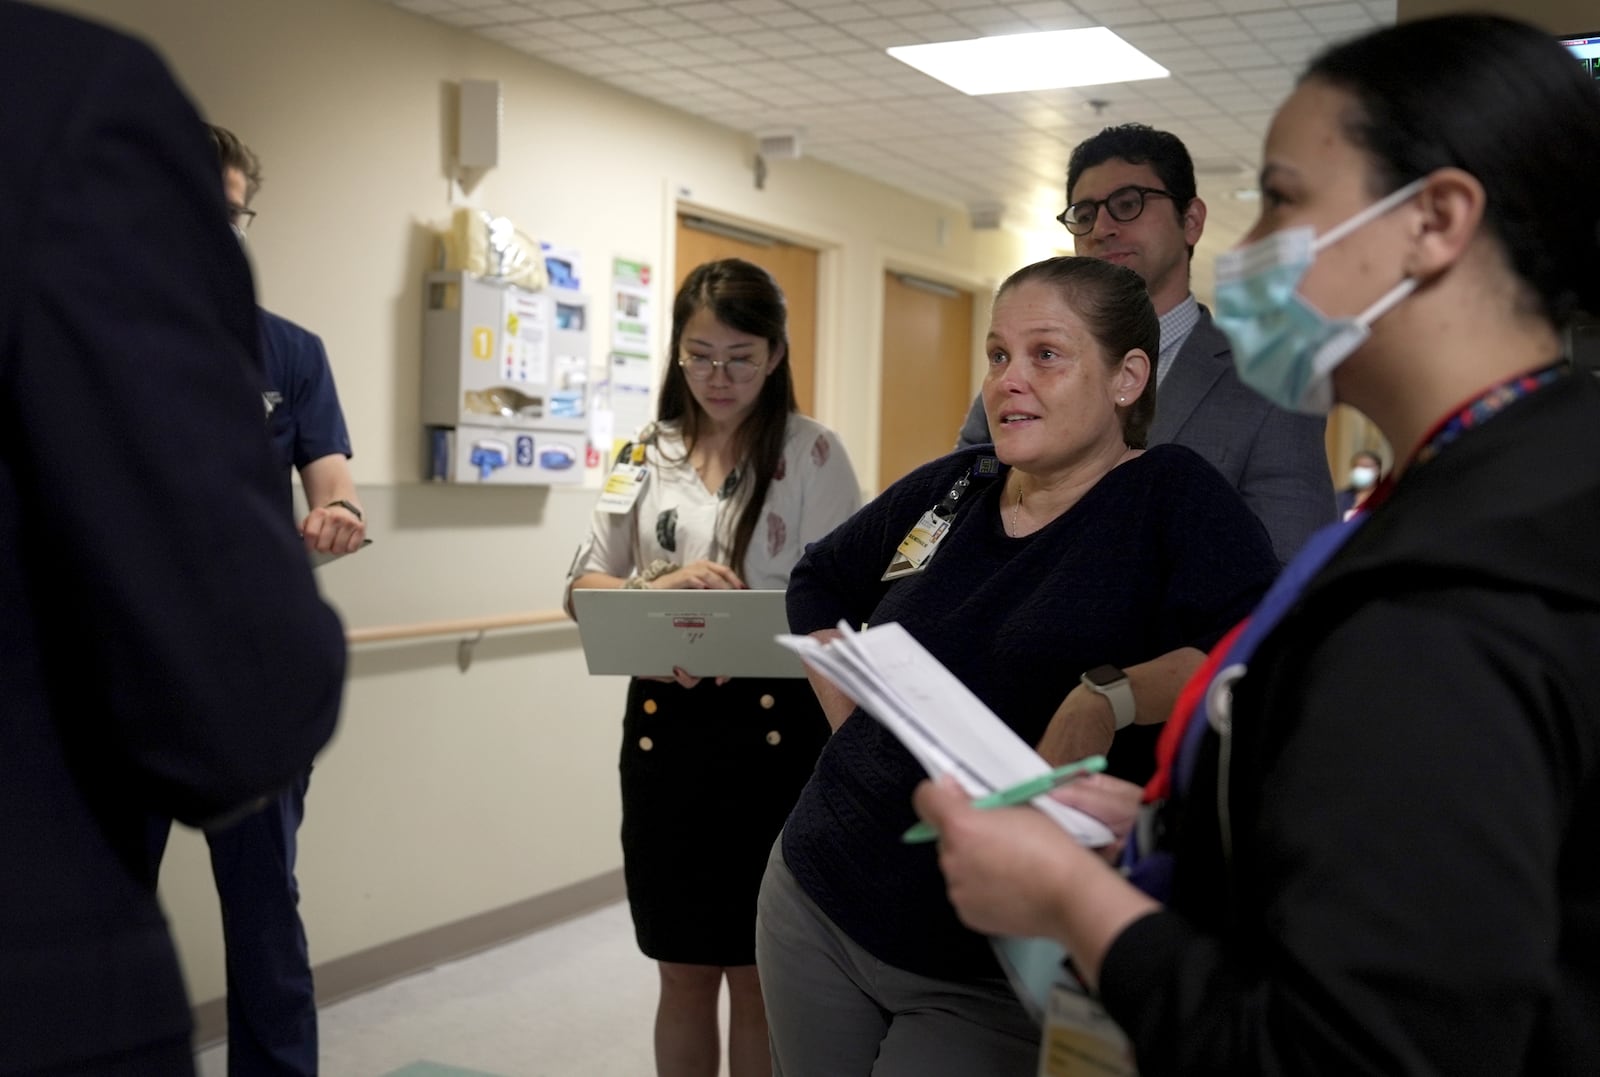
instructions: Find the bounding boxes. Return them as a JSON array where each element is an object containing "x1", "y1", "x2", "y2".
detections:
[{"x1": 1035, "y1": 684, "x2": 1116, "y2": 766}]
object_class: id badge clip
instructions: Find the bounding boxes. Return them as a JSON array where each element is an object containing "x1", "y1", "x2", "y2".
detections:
[
  {"x1": 1037, "y1": 979, "x2": 1137, "y2": 1077},
  {"x1": 598, "y1": 443, "x2": 649, "y2": 514},
  {"x1": 881, "y1": 456, "x2": 999, "y2": 581},
  {"x1": 882, "y1": 509, "x2": 949, "y2": 580}
]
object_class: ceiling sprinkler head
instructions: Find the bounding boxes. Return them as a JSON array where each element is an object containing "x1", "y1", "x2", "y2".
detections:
[{"x1": 1085, "y1": 99, "x2": 1111, "y2": 116}]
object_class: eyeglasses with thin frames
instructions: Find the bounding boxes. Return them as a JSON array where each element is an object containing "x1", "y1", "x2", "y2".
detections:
[
  {"x1": 1056, "y1": 185, "x2": 1175, "y2": 236},
  {"x1": 678, "y1": 354, "x2": 763, "y2": 383},
  {"x1": 229, "y1": 204, "x2": 258, "y2": 234}
]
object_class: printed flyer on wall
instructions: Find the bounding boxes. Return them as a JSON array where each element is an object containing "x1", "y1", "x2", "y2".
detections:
[{"x1": 612, "y1": 257, "x2": 653, "y2": 358}]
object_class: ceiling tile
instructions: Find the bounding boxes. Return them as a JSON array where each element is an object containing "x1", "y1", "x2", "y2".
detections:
[
  {"x1": 759, "y1": 42, "x2": 820, "y2": 59},
  {"x1": 602, "y1": 25, "x2": 669, "y2": 44},
  {"x1": 804, "y1": 4, "x2": 883, "y2": 23},
  {"x1": 674, "y1": 2, "x2": 736, "y2": 21},
  {"x1": 757, "y1": 10, "x2": 819, "y2": 29},
  {"x1": 396, "y1": 0, "x2": 460, "y2": 14},
  {"x1": 526, "y1": 0, "x2": 593, "y2": 17},
  {"x1": 567, "y1": 11, "x2": 629, "y2": 31}
]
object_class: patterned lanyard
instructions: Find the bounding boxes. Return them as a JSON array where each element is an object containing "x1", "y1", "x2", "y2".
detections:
[{"x1": 1411, "y1": 362, "x2": 1567, "y2": 468}]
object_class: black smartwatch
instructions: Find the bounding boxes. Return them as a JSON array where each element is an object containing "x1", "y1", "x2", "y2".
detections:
[
  {"x1": 1080, "y1": 664, "x2": 1135, "y2": 730},
  {"x1": 324, "y1": 498, "x2": 363, "y2": 522}
]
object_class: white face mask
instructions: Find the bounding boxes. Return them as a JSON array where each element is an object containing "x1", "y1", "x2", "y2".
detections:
[
  {"x1": 1349, "y1": 465, "x2": 1378, "y2": 490},
  {"x1": 1212, "y1": 179, "x2": 1427, "y2": 415}
]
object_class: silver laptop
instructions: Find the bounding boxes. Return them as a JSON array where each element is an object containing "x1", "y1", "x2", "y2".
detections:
[{"x1": 570, "y1": 588, "x2": 805, "y2": 678}]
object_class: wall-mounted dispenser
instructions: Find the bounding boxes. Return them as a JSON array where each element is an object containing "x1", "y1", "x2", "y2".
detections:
[{"x1": 421, "y1": 270, "x2": 589, "y2": 485}]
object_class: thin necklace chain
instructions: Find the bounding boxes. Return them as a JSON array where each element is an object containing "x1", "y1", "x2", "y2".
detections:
[{"x1": 1009, "y1": 475, "x2": 1024, "y2": 537}]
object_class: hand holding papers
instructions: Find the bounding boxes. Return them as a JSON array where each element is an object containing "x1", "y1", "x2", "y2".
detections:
[
  {"x1": 776, "y1": 621, "x2": 1112, "y2": 1024},
  {"x1": 777, "y1": 622, "x2": 1114, "y2": 847}
]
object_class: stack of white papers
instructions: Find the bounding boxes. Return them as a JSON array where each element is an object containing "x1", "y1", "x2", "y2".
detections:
[
  {"x1": 778, "y1": 621, "x2": 1112, "y2": 846},
  {"x1": 777, "y1": 620, "x2": 1111, "y2": 1022}
]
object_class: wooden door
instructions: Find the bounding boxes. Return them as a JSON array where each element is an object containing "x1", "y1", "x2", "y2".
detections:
[
  {"x1": 879, "y1": 271, "x2": 974, "y2": 489},
  {"x1": 674, "y1": 215, "x2": 818, "y2": 416}
]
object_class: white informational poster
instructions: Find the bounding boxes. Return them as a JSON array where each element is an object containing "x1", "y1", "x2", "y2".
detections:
[
  {"x1": 611, "y1": 257, "x2": 653, "y2": 358},
  {"x1": 501, "y1": 288, "x2": 549, "y2": 386}
]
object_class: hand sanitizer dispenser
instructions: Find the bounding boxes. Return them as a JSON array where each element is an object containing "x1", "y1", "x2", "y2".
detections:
[{"x1": 421, "y1": 270, "x2": 589, "y2": 485}]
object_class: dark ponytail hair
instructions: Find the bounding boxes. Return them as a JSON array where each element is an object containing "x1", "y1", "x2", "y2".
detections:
[
  {"x1": 1305, "y1": 15, "x2": 1600, "y2": 326},
  {"x1": 657, "y1": 259, "x2": 797, "y2": 577}
]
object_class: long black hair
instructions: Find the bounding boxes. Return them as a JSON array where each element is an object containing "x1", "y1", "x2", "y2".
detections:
[
  {"x1": 1306, "y1": 15, "x2": 1600, "y2": 327},
  {"x1": 657, "y1": 258, "x2": 797, "y2": 576}
]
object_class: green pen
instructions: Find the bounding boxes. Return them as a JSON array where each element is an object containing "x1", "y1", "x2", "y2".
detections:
[{"x1": 901, "y1": 755, "x2": 1108, "y2": 844}]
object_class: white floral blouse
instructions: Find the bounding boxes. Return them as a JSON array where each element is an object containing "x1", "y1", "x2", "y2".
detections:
[{"x1": 565, "y1": 414, "x2": 862, "y2": 607}]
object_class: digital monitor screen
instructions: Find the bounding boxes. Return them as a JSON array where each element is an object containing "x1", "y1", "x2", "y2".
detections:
[{"x1": 1560, "y1": 32, "x2": 1600, "y2": 81}]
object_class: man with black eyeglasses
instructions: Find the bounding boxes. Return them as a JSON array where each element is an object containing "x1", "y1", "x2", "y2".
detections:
[{"x1": 957, "y1": 123, "x2": 1334, "y2": 564}]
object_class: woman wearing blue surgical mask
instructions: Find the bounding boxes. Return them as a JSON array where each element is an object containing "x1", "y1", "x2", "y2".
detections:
[
  {"x1": 912, "y1": 14, "x2": 1600, "y2": 1075},
  {"x1": 1336, "y1": 449, "x2": 1383, "y2": 519}
]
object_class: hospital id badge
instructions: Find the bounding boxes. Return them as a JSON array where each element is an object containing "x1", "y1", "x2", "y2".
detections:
[
  {"x1": 881, "y1": 509, "x2": 950, "y2": 580},
  {"x1": 597, "y1": 448, "x2": 650, "y2": 514},
  {"x1": 1037, "y1": 981, "x2": 1137, "y2": 1077}
]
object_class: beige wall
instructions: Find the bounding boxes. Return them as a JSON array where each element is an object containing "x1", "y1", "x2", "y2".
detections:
[{"x1": 45, "y1": 0, "x2": 1035, "y2": 1009}]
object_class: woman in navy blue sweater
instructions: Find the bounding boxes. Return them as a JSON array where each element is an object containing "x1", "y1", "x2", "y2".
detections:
[{"x1": 756, "y1": 257, "x2": 1279, "y2": 1075}]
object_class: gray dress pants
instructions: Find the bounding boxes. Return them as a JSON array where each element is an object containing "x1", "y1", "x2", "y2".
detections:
[{"x1": 755, "y1": 841, "x2": 1040, "y2": 1077}]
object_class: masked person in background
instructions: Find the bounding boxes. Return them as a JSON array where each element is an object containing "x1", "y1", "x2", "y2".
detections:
[
  {"x1": 916, "y1": 15, "x2": 1600, "y2": 1075},
  {"x1": 1335, "y1": 448, "x2": 1382, "y2": 519}
]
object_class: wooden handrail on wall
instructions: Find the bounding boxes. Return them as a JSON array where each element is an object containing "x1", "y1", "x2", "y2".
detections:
[
  {"x1": 346, "y1": 609, "x2": 570, "y2": 645},
  {"x1": 346, "y1": 609, "x2": 574, "y2": 672}
]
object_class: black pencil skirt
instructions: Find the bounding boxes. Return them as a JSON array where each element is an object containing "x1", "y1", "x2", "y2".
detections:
[{"x1": 619, "y1": 675, "x2": 830, "y2": 967}]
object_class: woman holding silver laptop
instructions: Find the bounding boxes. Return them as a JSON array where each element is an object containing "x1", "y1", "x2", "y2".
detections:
[{"x1": 565, "y1": 258, "x2": 859, "y2": 1077}]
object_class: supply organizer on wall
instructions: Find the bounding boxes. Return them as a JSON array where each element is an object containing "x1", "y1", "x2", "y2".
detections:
[{"x1": 422, "y1": 270, "x2": 590, "y2": 485}]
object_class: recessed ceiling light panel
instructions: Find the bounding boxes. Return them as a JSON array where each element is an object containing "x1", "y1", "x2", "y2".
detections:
[{"x1": 887, "y1": 27, "x2": 1169, "y2": 96}]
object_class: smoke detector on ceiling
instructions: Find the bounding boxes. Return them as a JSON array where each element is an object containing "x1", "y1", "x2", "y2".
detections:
[
  {"x1": 757, "y1": 129, "x2": 803, "y2": 161},
  {"x1": 968, "y1": 202, "x2": 1005, "y2": 230}
]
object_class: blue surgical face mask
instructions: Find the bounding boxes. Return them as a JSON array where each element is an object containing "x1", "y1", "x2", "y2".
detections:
[{"x1": 1213, "y1": 179, "x2": 1426, "y2": 415}]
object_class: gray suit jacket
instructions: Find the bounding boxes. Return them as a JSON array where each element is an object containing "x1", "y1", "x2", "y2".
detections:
[{"x1": 957, "y1": 306, "x2": 1335, "y2": 563}]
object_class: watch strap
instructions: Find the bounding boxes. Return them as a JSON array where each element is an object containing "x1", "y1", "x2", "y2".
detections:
[{"x1": 1081, "y1": 668, "x2": 1136, "y2": 730}]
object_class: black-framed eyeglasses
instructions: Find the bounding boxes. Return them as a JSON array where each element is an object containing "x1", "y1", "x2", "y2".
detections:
[
  {"x1": 678, "y1": 354, "x2": 762, "y2": 383},
  {"x1": 228, "y1": 203, "x2": 258, "y2": 233},
  {"x1": 1056, "y1": 185, "x2": 1175, "y2": 235}
]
